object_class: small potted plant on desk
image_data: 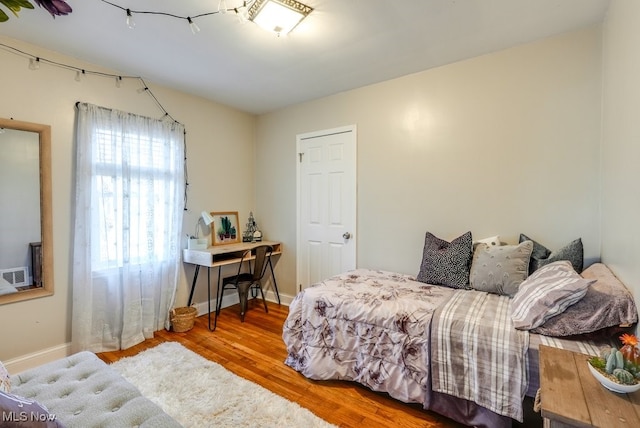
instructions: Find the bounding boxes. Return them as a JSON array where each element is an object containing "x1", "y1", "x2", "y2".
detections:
[{"x1": 588, "y1": 333, "x2": 640, "y2": 393}]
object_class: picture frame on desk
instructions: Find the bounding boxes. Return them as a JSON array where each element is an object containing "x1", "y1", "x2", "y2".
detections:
[{"x1": 211, "y1": 211, "x2": 240, "y2": 246}]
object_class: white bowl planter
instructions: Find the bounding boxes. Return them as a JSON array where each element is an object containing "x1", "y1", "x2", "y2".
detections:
[{"x1": 588, "y1": 362, "x2": 640, "y2": 394}]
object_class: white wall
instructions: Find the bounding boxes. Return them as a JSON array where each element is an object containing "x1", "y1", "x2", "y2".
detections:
[
  {"x1": 256, "y1": 26, "x2": 603, "y2": 296},
  {"x1": 0, "y1": 35, "x2": 256, "y2": 361},
  {"x1": 601, "y1": 0, "x2": 640, "y2": 308}
]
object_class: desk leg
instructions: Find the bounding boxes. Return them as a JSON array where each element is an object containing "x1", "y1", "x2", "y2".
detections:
[
  {"x1": 268, "y1": 258, "x2": 281, "y2": 305},
  {"x1": 187, "y1": 265, "x2": 201, "y2": 307},
  {"x1": 213, "y1": 266, "x2": 223, "y2": 330},
  {"x1": 207, "y1": 267, "x2": 214, "y2": 331}
]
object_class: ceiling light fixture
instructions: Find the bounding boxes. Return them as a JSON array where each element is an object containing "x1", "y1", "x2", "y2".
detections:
[
  {"x1": 248, "y1": 0, "x2": 313, "y2": 36},
  {"x1": 98, "y1": 1, "x2": 314, "y2": 36}
]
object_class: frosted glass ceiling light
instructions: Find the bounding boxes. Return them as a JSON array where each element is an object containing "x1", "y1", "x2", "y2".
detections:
[{"x1": 248, "y1": 0, "x2": 313, "y2": 36}]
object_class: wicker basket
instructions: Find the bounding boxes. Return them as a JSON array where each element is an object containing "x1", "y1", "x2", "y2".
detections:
[{"x1": 170, "y1": 306, "x2": 197, "y2": 333}]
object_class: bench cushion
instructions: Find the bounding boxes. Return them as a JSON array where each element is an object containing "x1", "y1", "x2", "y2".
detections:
[{"x1": 11, "y1": 351, "x2": 179, "y2": 428}]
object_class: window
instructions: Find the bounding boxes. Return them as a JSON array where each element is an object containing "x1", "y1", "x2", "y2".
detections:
[
  {"x1": 72, "y1": 102, "x2": 185, "y2": 351},
  {"x1": 92, "y1": 129, "x2": 181, "y2": 269}
]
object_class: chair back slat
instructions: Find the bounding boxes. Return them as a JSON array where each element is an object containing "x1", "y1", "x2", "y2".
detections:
[
  {"x1": 252, "y1": 245, "x2": 273, "y2": 281},
  {"x1": 235, "y1": 249, "x2": 253, "y2": 277}
]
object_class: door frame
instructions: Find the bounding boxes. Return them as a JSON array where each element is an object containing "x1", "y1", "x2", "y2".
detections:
[{"x1": 296, "y1": 124, "x2": 357, "y2": 292}]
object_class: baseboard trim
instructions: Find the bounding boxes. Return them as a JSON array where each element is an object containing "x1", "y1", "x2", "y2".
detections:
[
  {"x1": 6, "y1": 291, "x2": 294, "y2": 374},
  {"x1": 4, "y1": 343, "x2": 72, "y2": 374}
]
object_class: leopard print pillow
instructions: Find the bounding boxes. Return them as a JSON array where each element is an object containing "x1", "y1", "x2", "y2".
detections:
[{"x1": 417, "y1": 231, "x2": 472, "y2": 289}]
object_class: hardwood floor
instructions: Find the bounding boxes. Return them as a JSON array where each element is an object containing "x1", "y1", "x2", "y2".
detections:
[{"x1": 97, "y1": 301, "x2": 540, "y2": 428}]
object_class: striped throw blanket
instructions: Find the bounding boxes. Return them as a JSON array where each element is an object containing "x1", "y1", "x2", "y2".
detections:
[{"x1": 431, "y1": 290, "x2": 530, "y2": 422}]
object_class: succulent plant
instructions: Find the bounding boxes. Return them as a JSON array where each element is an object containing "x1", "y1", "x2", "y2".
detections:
[
  {"x1": 614, "y1": 368, "x2": 635, "y2": 384},
  {"x1": 590, "y1": 334, "x2": 640, "y2": 386}
]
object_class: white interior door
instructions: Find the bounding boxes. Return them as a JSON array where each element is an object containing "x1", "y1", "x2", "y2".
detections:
[{"x1": 297, "y1": 125, "x2": 357, "y2": 291}]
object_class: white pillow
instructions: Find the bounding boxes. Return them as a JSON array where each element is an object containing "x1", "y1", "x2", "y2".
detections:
[{"x1": 473, "y1": 235, "x2": 501, "y2": 247}]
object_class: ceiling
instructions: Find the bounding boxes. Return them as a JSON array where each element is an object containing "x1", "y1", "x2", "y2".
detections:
[{"x1": 0, "y1": 0, "x2": 610, "y2": 115}]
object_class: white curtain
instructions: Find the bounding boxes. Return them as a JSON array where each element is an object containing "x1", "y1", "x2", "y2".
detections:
[{"x1": 72, "y1": 103, "x2": 185, "y2": 353}]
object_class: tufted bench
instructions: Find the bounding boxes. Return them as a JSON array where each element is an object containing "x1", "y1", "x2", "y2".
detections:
[{"x1": 11, "y1": 351, "x2": 180, "y2": 427}]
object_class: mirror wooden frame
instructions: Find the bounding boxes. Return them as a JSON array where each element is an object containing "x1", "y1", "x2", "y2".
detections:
[{"x1": 0, "y1": 117, "x2": 54, "y2": 304}]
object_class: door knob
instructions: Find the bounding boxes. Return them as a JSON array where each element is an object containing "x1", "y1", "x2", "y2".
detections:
[{"x1": 343, "y1": 232, "x2": 352, "y2": 240}]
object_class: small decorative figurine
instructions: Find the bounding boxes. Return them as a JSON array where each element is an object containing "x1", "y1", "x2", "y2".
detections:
[{"x1": 243, "y1": 212, "x2": 258, "y2": 242}]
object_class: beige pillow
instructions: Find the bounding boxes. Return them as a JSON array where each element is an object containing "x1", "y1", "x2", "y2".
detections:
[{"x1": 470, "y1": 240, "x2": 533, "y2": 297}]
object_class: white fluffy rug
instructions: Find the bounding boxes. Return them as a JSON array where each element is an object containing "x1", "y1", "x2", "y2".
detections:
[{"x1": 110, "y1": 341, "x2": 335, "y2": 428}]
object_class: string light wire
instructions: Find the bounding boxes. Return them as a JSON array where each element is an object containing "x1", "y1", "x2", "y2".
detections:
[
  {"x1": 100, "y1": 0, "x2": 245, "y2": 27},
  {"x1": 0, "y1": 42, "x2": 178, "y2": 124},
  {"x1": 2, "y1": 41, "x2": 191, "y2": 210}
]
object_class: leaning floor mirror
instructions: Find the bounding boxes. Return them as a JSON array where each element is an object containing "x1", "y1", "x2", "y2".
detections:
[{"x1": 0, "y1": 117, "x2": 54, "y2": 304}]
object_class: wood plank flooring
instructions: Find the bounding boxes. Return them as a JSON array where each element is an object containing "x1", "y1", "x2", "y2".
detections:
[{"x1": 97, "y1": 301, "x2": 541, "y2": 428}]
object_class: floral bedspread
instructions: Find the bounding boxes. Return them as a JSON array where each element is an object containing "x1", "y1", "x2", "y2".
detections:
[{"x1": 283, "y1": 269, "x2": 454, "y2": 405}]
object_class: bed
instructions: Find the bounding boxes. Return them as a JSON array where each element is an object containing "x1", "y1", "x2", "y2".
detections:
[{"x1": 283, "y1": 246, "x2": 637, "y2": 427}]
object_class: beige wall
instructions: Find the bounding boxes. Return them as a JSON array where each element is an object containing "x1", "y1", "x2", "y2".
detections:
[
  {"x1": 256, "y1": 26, "x2": 603, "y2": 297},
  {"x1": 601, "y1": 1, "x2": 640, "y2": 309},
  {"x1": 0, "y1": 36, "x2": 256, "y2": 361}
]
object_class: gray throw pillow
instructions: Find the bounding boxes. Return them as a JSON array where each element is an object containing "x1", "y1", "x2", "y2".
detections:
[
  {"x1": 416, "y1": 231, "x2": 472, "y2": 289},
  {"x1": 532, "y1": 263, "x2": 638, "y2": 336},
  {"x1": 510, "y1": 260, "x2": 595, "y2": 330},
  {"x1": 519, "y1": 234, "x2": 583, "y2": 274},
  {"x1": 470, "y1": 240, "x2": 533, "y2": 297}
]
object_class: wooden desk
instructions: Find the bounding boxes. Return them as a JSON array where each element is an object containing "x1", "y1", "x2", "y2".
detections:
[
  {"x1": 539, "y1": 345, "x2": 640, "y2": 427},
  {"x1": 182, "y1": 240, "x2": 281, "y2": 330}
]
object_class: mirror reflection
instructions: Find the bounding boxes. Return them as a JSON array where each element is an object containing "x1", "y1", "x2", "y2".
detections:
[{"x1": 0, "y1": 117, "x2": 53, "y2": 304}]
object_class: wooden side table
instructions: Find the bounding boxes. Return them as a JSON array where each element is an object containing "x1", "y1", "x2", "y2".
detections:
[{"x1": 539, "y1": 344, "x2": 640, "y2": 427}]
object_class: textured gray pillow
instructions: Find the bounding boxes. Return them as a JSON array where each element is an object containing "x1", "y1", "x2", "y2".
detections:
[
  {"x1": 510, "y1": 260, "x2": 595, "y2": 330},
  {"x1": 416, "y1": 231, "x2": 472, "y2": 289},
  {"x1": 470, "y1": 240, "x2": 533, "y2": 297},
  {"x1": 519, "y1": 234, "x2": 583, "y2": 274},
  {"x1": 532, "y1": 263, "x2": 638, "y2": 336}
]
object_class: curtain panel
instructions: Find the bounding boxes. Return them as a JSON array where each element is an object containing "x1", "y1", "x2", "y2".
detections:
[{"x1": 72, "y1": 103, "x2": 185, "y2": 352}]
